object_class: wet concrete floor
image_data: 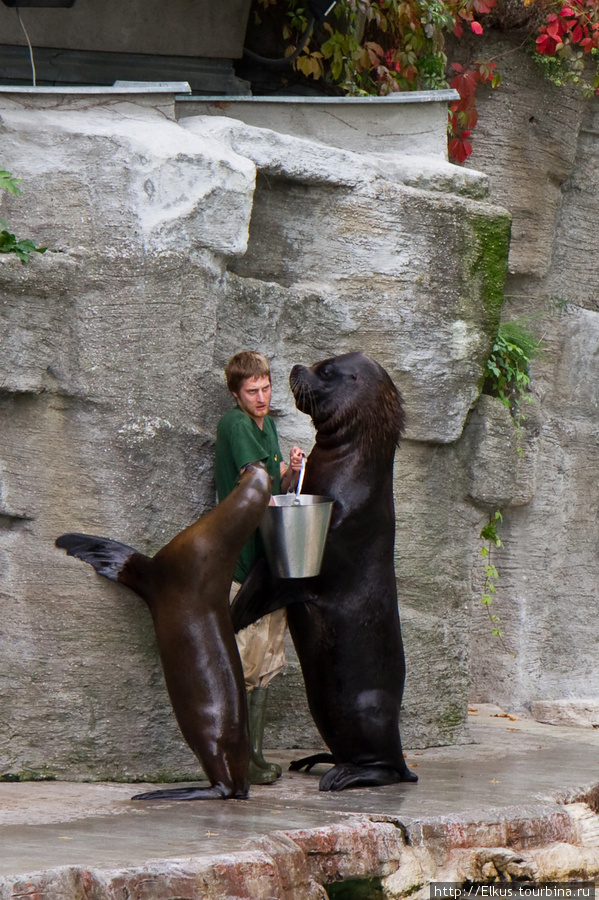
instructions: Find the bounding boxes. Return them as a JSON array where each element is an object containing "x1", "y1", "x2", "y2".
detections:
[{"x1": 1, "y1": 705, "x2": 598, "y2": 878}]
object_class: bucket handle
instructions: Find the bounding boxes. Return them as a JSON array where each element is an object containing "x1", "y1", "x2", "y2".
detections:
[{"x1": 294, "y1": 455, "x2": 307, "y2": 504}]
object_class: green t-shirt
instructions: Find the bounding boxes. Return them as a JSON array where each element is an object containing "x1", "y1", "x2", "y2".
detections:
[{"x1": 214, "y1": 406, "x2": 283, "y2": 582}]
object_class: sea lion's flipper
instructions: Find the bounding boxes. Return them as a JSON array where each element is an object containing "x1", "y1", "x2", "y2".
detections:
[
  {"x1": 55, "y1": 533, "x2": 144, "y2": 583},
  {"x1": 289, "y1": 752, "x2": 335, "y2": 773},
  {"x1": 319, "y1": 762, "x2": 418, "y2": 792},
  {"x1": 231, "y1": 557, "x2": 277, "y2": 631},
  {"x1": 231, "y1": 558, "x2": 314, "y2": 631},
  {"x1": 131, "y1": 784, "x2": 248, "y2": 801}
]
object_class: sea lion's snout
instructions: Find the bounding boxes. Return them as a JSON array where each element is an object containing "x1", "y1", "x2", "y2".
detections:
[
  {"x1": 239, "y1": 460, "x2": 272, "y2": 494},
  {"x1": 289, "y1": 364, "x2": 308, "y2": 393},
  {"x1": 289, "y1": 364, "x2": 314, "y2": 415}
]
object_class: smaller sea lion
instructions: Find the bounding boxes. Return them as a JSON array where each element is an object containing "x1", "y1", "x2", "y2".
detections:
[{"x1": 56, "y1": 462, "x2": 271, "y2": 801}]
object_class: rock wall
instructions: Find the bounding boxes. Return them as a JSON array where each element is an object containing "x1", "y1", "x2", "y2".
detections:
[
  {"x1": 462, "y1": 36, "x2": 599, "y2": 721},
  {"x1": 0, "y1": 88, "x2": 512, "y2": 780}
]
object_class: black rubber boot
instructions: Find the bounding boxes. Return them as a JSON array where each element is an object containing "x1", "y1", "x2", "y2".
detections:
[{"x1": 247, "y1": 687, "x2": 282, "y2": 783}]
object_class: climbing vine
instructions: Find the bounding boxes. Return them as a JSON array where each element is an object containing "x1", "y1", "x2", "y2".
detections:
[
  {"x1": 247, "y1": 0, "x2": 599, "y2": 162},
  {"x1": 475, "y1": 320, "x2": 542, "y2": 653},
  {"x1": 479, "y1": 510, "x2": 504, "y2": 632},
  {"x1": 482, "y1": 320, "x2": 542, "y2": 450},
  {"x1": 478, "y1": 510, "x2": 515, "y2": 655},
  {"x1": 534, "y1": 0, "x2": 599, "y2": 95}
]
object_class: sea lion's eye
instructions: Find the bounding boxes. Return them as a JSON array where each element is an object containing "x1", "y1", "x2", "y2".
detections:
[{"x1": 319, "y1": 364, "x2": 335, "y2": 380}]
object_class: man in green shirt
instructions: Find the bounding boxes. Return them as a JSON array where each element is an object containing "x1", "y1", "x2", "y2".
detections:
[{"x1": 215, "y1": 351, "x2": 303, "y2": 784}]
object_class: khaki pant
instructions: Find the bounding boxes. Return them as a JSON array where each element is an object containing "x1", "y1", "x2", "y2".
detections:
[{"x1": 229, "y1": 581, "x2": 287, "y2": 691}]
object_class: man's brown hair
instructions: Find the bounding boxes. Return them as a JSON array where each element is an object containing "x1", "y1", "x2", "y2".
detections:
[{"x1": 225, "y1": 351, "x2": 271, "y2": 396}]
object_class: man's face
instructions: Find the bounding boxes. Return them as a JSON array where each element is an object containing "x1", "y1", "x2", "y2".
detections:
[{"x1": 233, "y1": 375, "x2": 272, "y2": 425}]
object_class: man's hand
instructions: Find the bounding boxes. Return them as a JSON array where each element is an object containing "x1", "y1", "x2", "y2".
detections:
[
  {"x1": 280, "y1": 447, "x2": 305, "y2": 493},
  {"x1": 289, "y1": 446, "x2": 304, "y2": 472}
]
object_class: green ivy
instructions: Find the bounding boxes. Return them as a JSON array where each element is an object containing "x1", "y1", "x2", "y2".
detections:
[
  {"x1": 482, "y1": 320, "x2": 542, "y2": 446},
  {"x1": 479, "y1": 510, "x2": 515, "y2": 655},
  {"x1": 476, "y1": 321, "x2": 542, "y2": 655},
  {"x1": 0, "y1": 168, "x2": 23, "y2": 195},
  {"x1": 0, "y1": 227, "x2": 46, "y2": 263},
  {"x1": 0, "y1": 167, "x2": 46, "y2": 263},
  {"x1": 479, "y1": 509, "x2": 504, "y2": 639}
]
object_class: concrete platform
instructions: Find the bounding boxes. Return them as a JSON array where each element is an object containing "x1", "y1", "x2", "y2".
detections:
[{"x1": 1, "y1": 705, "x2": 599, "y2": 898}]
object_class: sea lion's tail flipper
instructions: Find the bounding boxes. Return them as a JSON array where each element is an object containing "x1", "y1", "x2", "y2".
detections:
[
  {"x1": 55, "y1": 533, "x2": 146, "y2": 584},
  {"x1": 289, "y1": 752, "x2": 335, "y2": 772}
]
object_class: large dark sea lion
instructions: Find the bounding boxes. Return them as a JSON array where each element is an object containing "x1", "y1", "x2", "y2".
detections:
[
  {"x1": 232, "y1": 353, "x2": 417, "y2": 791},
  {"x1": 56, "y1": 462, "x2": 271, "y2": 801}
]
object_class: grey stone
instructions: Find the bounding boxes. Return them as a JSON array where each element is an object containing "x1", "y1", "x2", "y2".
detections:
[
  {"x1": 461, "y1": 394, "x2": 537, "y2": 509},
  {"x1": 181, "y1": 114, "x2": 490, "y2": 198},
  {"x1": 0, "y1": 707, "x2": 599, "y2": 894},
  {"x1": 463, "y1": 33, "x2": 599, "y2": 715},
  {"x1": 463, "y1": 37, "x2": 585, "y2": 279},
  {"x1": 531, "y1": 700, "x2": 599, "y2": 729},
  {"x1": 0, "y1": 88, "x2": 510, "y2": 777}
]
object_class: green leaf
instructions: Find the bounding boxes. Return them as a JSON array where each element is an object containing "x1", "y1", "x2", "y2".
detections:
[
  {"x1": 0, "y1": 229, "x2": 46, "y2": 263},
  {"x1": 0, "y1": 168, "x2": 22, "y2": 195},
  {"x1": 480, "y1": 522, "x2": 498, "y2": 542}
]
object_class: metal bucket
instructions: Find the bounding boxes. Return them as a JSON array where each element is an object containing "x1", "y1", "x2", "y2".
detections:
[{"x1": 259, "y1": 494, "x2": 333, "y2": 578}]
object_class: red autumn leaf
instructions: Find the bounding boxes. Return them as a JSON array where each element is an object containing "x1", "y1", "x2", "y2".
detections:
[
  {"x1": 448, "y1": 136, "x2": 473, "y2": 163},
  {"x1": 471, "y1": 21, "x2": 484, "y2": 34},
  {"x1": 450, "y1": 69, "x2": 479, "y2": 98},
  {"x1": 536, "y1": 32, "x2": 558, "y2": 54},
  {"x1": 453, "y1": 21, "x2": 464, "y2": 37},
  {"x1": 451, "y1": 62, "x2": 464, "y2": 73},
  {"x1": 547, "y1": 20, "x2": 563, "y2": 39},
  {"x1": 474, "y1": 0, "x2": 496, "y2": 12},
  {"x1": 452, "y1": 94, "x2": 476, "y2": 112},
  {"x1": 559, "y1": 6, "x2": 576, "y2": 14},
  {"x1": 572, "y1": 24, "x2": 583, "y2": 41},
  {"x1": 464, "y1": 106, "x2": 478, "y2": 128}
]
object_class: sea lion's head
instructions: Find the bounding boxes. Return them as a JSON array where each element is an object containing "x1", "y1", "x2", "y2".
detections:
[
  {"x1": 290, "y1": 352, "x2": 404, "y2": 456},
  {"x1": 236, "y1": 460, "x2": 272, "y2": 503}
]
